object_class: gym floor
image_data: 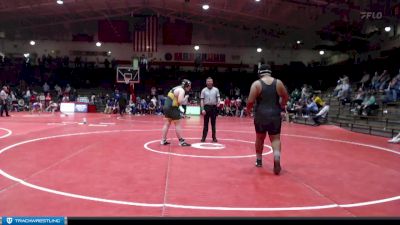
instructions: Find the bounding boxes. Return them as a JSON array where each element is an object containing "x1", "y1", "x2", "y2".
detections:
[{"x1": 1, "y1": 112, "x2": 399, "y2": 216}]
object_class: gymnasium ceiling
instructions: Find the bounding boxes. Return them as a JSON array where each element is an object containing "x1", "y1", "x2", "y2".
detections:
[{"x1": 0, "y1": 0, "x2": 399, "y2": 52}]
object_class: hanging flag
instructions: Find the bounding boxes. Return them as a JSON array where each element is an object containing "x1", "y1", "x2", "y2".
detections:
[{"x1": 133, "y1": 16, "x2": 158, "y2": 52}]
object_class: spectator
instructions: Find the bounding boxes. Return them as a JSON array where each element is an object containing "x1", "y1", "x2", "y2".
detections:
[
  {"x1": 358, "y1": 91, "x2": 378, "y2": 116},
  {"x1": 359, "y1": 71, "x2": 370, "y2": 89},
  {"x1": 383, "y1": 70, "x2": 400, "y2": 103},
  {"x1": 388, "y1": 132, "x2": 400, "y2": 144},
  {"x1": 42, "y1": 82, "x2": 50, "y2": 95},
  {"x1": 312, "y1": 93, "x2": 325, "y2": 109},
  {"x1": 312, "y1": 103, "x2": 330, "y2": 126},
  {"x1": 351, "y1": 87, "x2": 365, "y2": 109}
]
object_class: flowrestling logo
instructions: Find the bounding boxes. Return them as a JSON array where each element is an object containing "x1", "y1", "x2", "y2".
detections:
[
  {"x1": 1, "y1": 217, "x2": 65, "y2": 225},
  {"x1": 360, "y1": 11, "x2": 383, "y2": 20}
]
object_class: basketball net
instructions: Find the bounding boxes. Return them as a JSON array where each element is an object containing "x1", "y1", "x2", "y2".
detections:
[{"x1": 124, "y1": 75, "x2": 131, "y2": 84}]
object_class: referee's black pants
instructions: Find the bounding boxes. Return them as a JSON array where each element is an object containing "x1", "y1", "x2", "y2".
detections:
[
  {"x1": 0, "y1": 100, "x2": 9, "y2": 116},
  {"x1": 202, "y1": 105, "x2": 217, "y2": 140}
]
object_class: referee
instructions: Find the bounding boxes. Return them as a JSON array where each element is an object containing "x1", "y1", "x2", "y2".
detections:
[{"x1": 200, "y1": 77, "x2": 220, "y2": 142}]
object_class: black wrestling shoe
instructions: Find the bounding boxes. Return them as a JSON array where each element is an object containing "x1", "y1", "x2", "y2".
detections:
[
  {"x1": 179, "y1": 141, "x2": 191, "y2": 147},
  {"x1": 255, "y1": 159, "x2": 262, "y2": 167},
  {"x1": 212, "y1": 138, "x2": 218, "y2": 143},
  {"x1": 160, "y1": 140, "x2": 171, "y2": 145},
  {"x1": 273, "y1": 158, "x2": 281, "y2": 175},
  {"x1": 200, "y1": 138, "x2": 205, "y2": 142}
]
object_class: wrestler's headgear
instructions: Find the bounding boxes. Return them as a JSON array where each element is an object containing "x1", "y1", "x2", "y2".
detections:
[
  {"x1": 258, "y1": 64, "x2": 272, "y2": 77},
  {"x1": 181, "y1": 79, "x2": 192, "y2": 88}
]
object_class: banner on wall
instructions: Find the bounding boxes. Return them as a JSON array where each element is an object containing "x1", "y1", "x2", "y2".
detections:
[
  {"x1": 69, "y1": 51, "x2": 108, "y2": 56},
  {"x1": 174, "y1": 53, "x2": 225, "y2": 63}
]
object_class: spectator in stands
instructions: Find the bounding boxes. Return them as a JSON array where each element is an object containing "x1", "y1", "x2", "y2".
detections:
[
  {"x1": 305, "y1": 98, "x2": 319, "y2": 115},
  {"x1": 54, "y1": 84, "x2": 63, "y2": 101},
  {"x1": 46, "y1": 101, "x2": 58, "y2": 114},
  {"x1": 128, "y1": 100, "x2": 136, "y2": 115},
  {"x1": 150, "y1": 86, "x2": 157, "y2": 98},
  {"x1": 23, "y1": 87, "x2": 32, "y2": 106},
  {"x1": 218, "y1": 97, "x2": 225, "y2": 116},
  {"x1": 293, "y1": 99, "x2": 306, "y2": 117},
  {"x1": 62, "y1": 93, "x2": 69, "y2": 102},
  {"x1": 312, "y1": 103, "x2": 330, "y2": 126},
  {"x1": 383, "y1": 70, "x2": 400, "y2": 103},
  {"x1": 388, "y1": 132, "x2": 400, "y2": 144},
  {"x1": 10, "y1": 91, "x2": 18, "y2": 112},
  {"x1": 358, "y1": 91, "x2": 378, "y2": 116},
  {"x1": 359, "y1": 71, "x2": 370, "y2": 89},
  {"x1": 42, "y1": 82, "x2": 50, "y2": 95},
  {"x1": 370, "y1": 71, "x2": 380, "y2": 90},
  {"x1": 234, "y1": 86, "x2": 241, "y2": 98},
  {"x1": 148, "y1": 100, "x2": 156, "y2": 115},
  {"x1": 45, "y1": 93, "x2": 52, "y2": 108},
  {"x1": 290, "y1": 88, "x2": 301, "y2": 103},
  {"x1": 140, "y1": 98, "x2": 148, "y2": 115},
  {"x1": 150, "y1": 96, "x2": 157, "y2": 109},
  {"x1": 378, "y1": 70, "x2": 391, "y2": 91},
  {"x1": 312, "y1": 93, "x2": 325, "y2": 109},
  {"x1": 31, "y1": 100, "x2": 43, "y2": 115},
  {"x1": 90, "y1": 93, "x2": 96, "y2": 104},
  {"x1": 301, "y1": 84, "x2": 311, "y2": 101},
  {"x1": 64, "y1": 84, "x2": 71, "y2": 95},
  {"x1": 104, "y1": 98, "x2": 114, "y2": 114},
  {"x1": 351, "y1": 87, "x2": 365, "y2": 109},
  {"x1": 236, "y1": 96, "x2": 243, "y2": 117},
  {"x1": 337, "y1": 75, "x2": 350, "y2": 99},
  {"x1": 332, "y1": 78, "x2": 343, "y2": 97},
  {"x1": 70, "y1": 89, "x2": 78, "y2": 102}
]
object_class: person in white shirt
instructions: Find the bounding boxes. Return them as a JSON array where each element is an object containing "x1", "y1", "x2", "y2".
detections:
[
  {"x1": 312, "y1": 103, "x2": 330, "y2": 126},
  {"x1": 388, "y1": 132, "x2": 400, "y2": 144},
  {"x1": 200, "y1": 77, "x2": 220, "y2": 142}
]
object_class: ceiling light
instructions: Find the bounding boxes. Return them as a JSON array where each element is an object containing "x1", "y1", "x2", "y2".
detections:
[
  {"x1": 384, "y1": 26, "x2": 391, "y2": 32},
  {"x1": 194, "y1": 45, "x2": 200, "y2": 51},
  {"x1": 257, "y1": 48, "x2": 262, "y2": 53},
  {"x1": 23, "y1": 53, "x2": 30, "y2": 58},
  {"x1": 255, "y1": 0, "x2": 261, "y2": 2},
  {"x1": 319, "y1": 50, "x2": 325, "y2": 55},
  {"x1": 296, "y1": 40, "x2": 301, "y2": 44},
  {"x1": 202, "y1": 4, "x2": 209, "y2": 10},
  {"x1": 56, "y1": 0, "x2": 64, "y2": 5},
  {"x1": 30, "y1": 40, "x2": 36, "y2": 46},
  {"x1": 96, "y1": 42, "x2": 102, "y2": 47}
]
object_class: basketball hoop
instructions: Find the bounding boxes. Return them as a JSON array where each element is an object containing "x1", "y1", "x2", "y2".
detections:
[{"x1": 124, "y1": 75, "x2": 131, "y2": 84}]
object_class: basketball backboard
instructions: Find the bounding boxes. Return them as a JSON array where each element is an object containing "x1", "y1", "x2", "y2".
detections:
[{"x1": 116, "y1": 67, "x2": 140, "y2": 84}]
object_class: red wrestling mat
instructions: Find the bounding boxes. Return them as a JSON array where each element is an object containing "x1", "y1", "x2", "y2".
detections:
[{"x1": 1, "y1": 112, "x2": 399, "y2": 216}]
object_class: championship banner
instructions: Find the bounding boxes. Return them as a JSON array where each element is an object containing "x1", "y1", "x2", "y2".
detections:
[{"x1": 174, "y1": 53, "x2": 225, "y2": 62}]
